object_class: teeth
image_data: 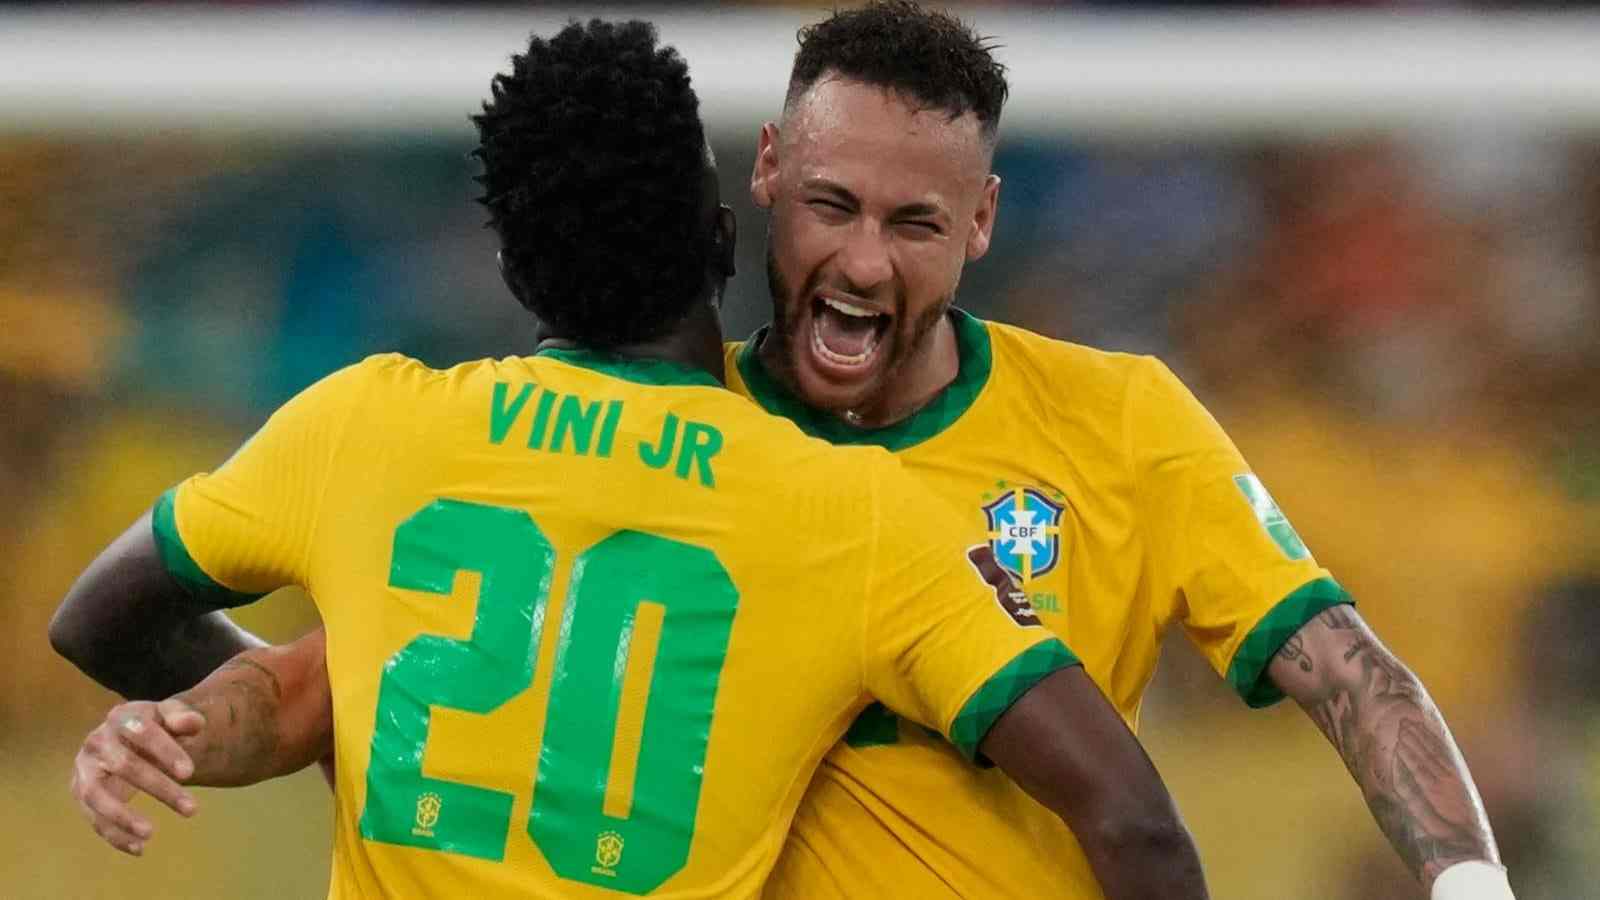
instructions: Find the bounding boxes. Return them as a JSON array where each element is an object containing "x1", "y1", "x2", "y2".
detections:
[
  {"x1": 812, "y1": 324, "x2": 879, "y2": 365},
  {"x1": 822, "y1": 296, "x2": 879, "y2": 318}
]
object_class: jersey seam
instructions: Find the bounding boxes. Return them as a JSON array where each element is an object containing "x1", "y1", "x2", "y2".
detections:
[
  {"x1": 1120, "y1": 359, "x2": 1144, "y2": 539},
  {"x1": 1132, "y1": 358, "x2": 1198, "y2": 634},
  {"x1": 1121, "y1": 358, "x2": 1159, "y2": 632},
  {"x1": 859, "y1": 460, "x2": 882, "y2": 700},
  {"x1": 303, "y1": 359, "x2": 374, "y2": 582},
  {"x1": 767, "y1": 704, "x2": 881, "y2": 898}
]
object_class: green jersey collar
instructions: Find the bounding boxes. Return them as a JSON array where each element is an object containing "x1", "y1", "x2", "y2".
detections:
[
  {"x1": 734, "y1": 308, "x2": 992, "y2": 451},
  {"x1": 535, "y1": 347, "x2": 722, "y2": 388}
]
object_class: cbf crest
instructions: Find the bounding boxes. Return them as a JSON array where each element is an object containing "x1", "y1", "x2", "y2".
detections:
[{"x1": 981, "y1": 484, "x2": 1066, "y2": 583}]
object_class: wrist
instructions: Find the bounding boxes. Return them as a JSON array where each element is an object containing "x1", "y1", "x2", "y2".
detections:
[{"x1": 1431, "y1": 861, "x2": 1513, "y2": 900}]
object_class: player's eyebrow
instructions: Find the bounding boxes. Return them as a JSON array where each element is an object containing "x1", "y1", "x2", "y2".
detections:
[
  {"x1": 892, "y1": 200, "x2": 947, "y2": 221},
  {"x1": 802, "y1": 177, "x2": 949, "y2": 222},
  {"x1": 802, "y1": 177, "x2": 861, "y2": 207}
]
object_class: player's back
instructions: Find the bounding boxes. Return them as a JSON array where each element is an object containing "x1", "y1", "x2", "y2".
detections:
[
  {"x1": 156, "y1": 350, "x2": 1067, "y2": 899},
  {"x1": 311, "y1": 350, "x2": 881, "y2": 898}
]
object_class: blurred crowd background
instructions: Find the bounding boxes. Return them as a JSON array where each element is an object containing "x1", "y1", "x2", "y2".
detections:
[{"x1": 4, "y1": 3, "x2": 1598, "y2": 899}]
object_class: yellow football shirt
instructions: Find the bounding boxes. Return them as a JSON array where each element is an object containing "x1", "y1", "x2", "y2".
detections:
[
  {"x1": 729, "y1": 310, "x2": 1350, "y2": 899},
  {"x1": 151, "y1": 349, "x2": 1075, "y2": 899}
]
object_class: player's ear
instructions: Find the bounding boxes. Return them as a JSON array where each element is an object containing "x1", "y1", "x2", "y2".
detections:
[
  {"x1": 713, "y1": 204, "x2": 737, "y2": 278},
  {"x1": 750, "y1": 122, "x2": 780, "y2": 210},
  {"x1": 965, "y1": 174, "x2": 1001, "y2": 263}
]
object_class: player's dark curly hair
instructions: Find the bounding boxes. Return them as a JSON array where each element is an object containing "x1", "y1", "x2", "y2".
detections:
[
  {"x1": 473, "y1": 19, "x2": 712, "y2": 347},
  {"x1": 786, "y1": 1, "x2": 1008, "y2": 142}
]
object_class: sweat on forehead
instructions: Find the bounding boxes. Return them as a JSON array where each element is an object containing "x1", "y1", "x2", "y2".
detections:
[
  {"x1": 784, "y1": 73, "x2": 974, "y2": 125},
  {"x1": 779, "y1": 76, "x2": 993, "y2": 172}
]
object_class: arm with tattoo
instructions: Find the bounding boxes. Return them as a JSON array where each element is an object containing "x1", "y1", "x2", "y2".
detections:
[
  {"x1": 69, "y1": 629, "x2": 334, "y2": 854},
  {"x1": 171, "y1": 629, "x2": 333, "y2": 787},
  {"x1": 1267, "y1": 605, "x2": 1501, "y2": 890}
]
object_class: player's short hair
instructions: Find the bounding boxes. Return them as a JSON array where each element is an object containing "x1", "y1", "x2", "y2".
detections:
[
  {"x1": 473, "y1": 19, "x2": 712, "y2": 347},
  {"x1": 785, "y1": 0, "x2": 1008, "y2": 143}
]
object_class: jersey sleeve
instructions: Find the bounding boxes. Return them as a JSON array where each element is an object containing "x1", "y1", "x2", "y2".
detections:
[
  {"x1": 1126, "y1": 357, "x2": 1352, "y2": 707},
  {"x1": 859, "y1": 456, "x2": 1080, "y2": 762},
  {"x1": 151, "y1": 358, "x2": 376, "y2": 608}
]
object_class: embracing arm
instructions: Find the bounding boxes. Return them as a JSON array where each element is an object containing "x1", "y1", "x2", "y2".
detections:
[
  {"x1": 49, "y1": 510, "x2": 267, "y2": 700},
  {"x1": 982, "y1": 666, "x2": 1209, "y2": 900},
  {"x1": 169, "y1": 628, "x2": 332, "y2": 786},
  {"x1": 1268, "y1": 605, "x2": 1504, "y2": 893},
  {"x1": 70, "y1": 628, "x2": 333, "y2": 854}
]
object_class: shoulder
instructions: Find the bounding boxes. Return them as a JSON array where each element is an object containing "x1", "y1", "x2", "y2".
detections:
[
  {"x1": 352, "y1": 352, "x2": 504, "y2": 383},
  {"x1": 977, "y1": 317, "x2": 1169, "y2": 427},
  {"x1": 983, "y1": 319, "x2": 1151, "y2": 387},
  {"x1": 287, "y1": 354, "x2": 527, "y2": 441},
  {"x1": 338, "y1": 353, "x2": 527, "y2": 398},
  {"x1": 325, "y1": 352, "x2": 435, "y2": 394}
]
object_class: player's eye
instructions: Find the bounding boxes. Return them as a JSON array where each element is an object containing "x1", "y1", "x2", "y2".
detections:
[{"x1": 807, "y1": 198, "x2": 852, "y2": 215}]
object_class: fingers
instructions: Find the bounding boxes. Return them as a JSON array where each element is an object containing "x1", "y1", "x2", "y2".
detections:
[
  {"x1": 74, "y1": 761, "x2": 151, "y2": 855},
  {"x1": 103, "y1": 740, "x2": 198, "y2": 818},
  {"x1": 71, "y1": 697, "x2": 218, "y2": 860},
  {"x1": 70, "y1": 701, "x2": 204, "y2": 860},
  {"x1": 92, "y1": 816, "x2": 147, "y2": 857},
  {"x1": 157, "y1": 698, "x2": 205, "y2": 738},
  {"x1": 119, "y1": 704, "x2": 197, "y2": 785}
]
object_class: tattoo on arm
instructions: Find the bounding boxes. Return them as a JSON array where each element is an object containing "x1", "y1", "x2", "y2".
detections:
[
  {"x1": 1277, "y1": 633, "x2": 1313, "y2": 672},
  {"x1": 220, "y1": 656, "x2": 285, "y2": 700},
  {"x1": 1341, "y1": 631, "x2": 1374, "y2": 663},
  {"x1": 1273, "y1": 606, "x2": 1496, "y2": 885},
  {"x1": 176, "y1": 656, "x2": 285, "y2": 786}
]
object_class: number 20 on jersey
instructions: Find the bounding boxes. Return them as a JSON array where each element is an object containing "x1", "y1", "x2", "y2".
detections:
[{"x1": 359, "y1": 499, "x2": 739, "y2": 895}]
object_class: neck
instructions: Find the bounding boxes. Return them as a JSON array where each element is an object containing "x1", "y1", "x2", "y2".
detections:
[
  {"x1": 535, "y1": 299, "x2": 727, "y2": 385},
  {"x1": 857, "y1": 312, "x2": 960, "y2": 428}
]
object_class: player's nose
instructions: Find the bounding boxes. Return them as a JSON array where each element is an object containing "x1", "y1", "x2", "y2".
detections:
[{"x1": 834, "y1": 221, "x2": 894, "y2": 292}]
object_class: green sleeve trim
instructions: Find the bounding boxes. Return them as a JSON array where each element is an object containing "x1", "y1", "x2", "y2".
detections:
[
  {"x1": 950, "y1": 639, "x2": 1080, "y2": 763},
  {"x1": 151, "y1": 487, "x2": 265, "y2": 610},
  {"x1": 1225, "y1": 577, "x2": 1354, "y2": 708}
]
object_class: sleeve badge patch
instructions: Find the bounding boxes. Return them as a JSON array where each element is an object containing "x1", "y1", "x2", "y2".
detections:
[
  {"x1": 1233, "y1": 473, "x2": 1311, "y2": 561},
  {"x1": 966, "y1": 545, "x2": 1043, "y2": 628}
]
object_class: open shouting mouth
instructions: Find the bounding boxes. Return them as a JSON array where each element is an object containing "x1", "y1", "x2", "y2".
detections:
[{"x1": 807, "y1": 290, "x2": 893, "y2": 380}]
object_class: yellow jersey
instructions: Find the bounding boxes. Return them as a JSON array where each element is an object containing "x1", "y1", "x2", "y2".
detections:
[
  {"x1": 728, "y1": 310, "x2": 1350, "y2": 899},
  {"x1": 151, "y1": 349, "x2": 1075, "y2": 899}
]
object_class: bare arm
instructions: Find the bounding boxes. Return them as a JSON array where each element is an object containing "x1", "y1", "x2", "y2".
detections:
[
  {"x1": 981, "y1": 666, "x2": 1209, "y2": 900},
  {"x1": 1268, "y1": 605, "x2": 1500, "y2": 889},
  {"x1": 49, "y1": 510, "x2": 267, "y2": 700},
  {"x1": 70, "y1": 629, "x2": 334, "y2": 854},
  {"x1": 171, "y1": 628, "x2": 333, "y2": 786}
]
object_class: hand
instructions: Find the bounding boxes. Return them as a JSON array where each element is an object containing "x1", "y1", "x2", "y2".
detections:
[{"x1": 70, "y1": 699, "x2": 204, "y2": 855}]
